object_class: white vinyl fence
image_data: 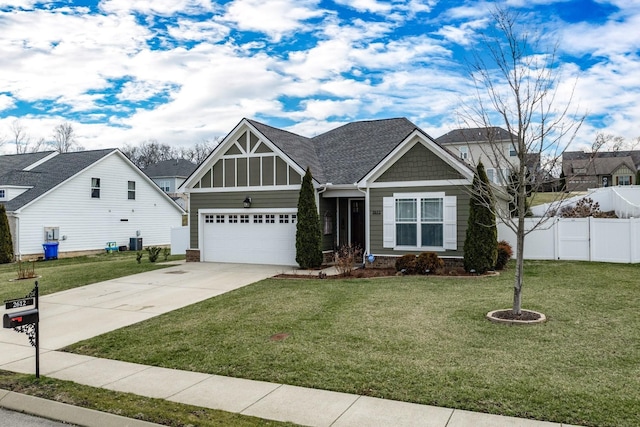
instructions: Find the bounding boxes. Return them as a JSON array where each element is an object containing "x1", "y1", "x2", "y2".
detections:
[
  {"x1": 498, "y1": 217, "x2": 640, "y2": 263},
  {"x1": 170, "y1": 226, "x2": 189, "y2": 255}
]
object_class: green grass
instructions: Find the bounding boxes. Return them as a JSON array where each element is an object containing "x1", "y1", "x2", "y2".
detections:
[
  {"x1": 64, "y1": 260, "x2": 640, "y2": 427},
  {"x1": 0, "y1": 371, "x2": 294, "y2": 426},
  {"x1": 0, "y1": 251, "x2": 184, "y2": 303},
  {"x1": 528, "y1": 191, "x2": 586, "y2": 206}
]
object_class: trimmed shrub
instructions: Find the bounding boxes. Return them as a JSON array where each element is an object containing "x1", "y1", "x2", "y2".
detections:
[
  {"x1": 463, "y1": 162, "x2": 498, "y2": 273},
  {"x1": 0, "y1": 204, "x2": 13, "y2": 264},
  {"x1": 295, "y1": 167, "x2": 323, "y2": 269},
  {"x1": 395, "y1": 254, "x2": 416, "y2": 274},
  {"x1": 415, "y1": 252, "x2": 444, "y2": 274},
  {"x1": 495, "y1": 240, "x2": 513, "y2": 270}
]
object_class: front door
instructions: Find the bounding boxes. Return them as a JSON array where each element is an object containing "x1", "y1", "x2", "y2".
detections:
[{"x1": 350, "y1": 199, "x2": 365, "y2": 251}]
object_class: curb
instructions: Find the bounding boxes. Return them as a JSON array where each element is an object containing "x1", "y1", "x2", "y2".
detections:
[{"x1": 0, "y1": 389, "x2": 163, "y2": 427}]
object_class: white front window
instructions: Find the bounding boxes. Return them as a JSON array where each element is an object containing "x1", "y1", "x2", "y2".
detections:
[
  {"x1": 459, "y1": 146, "x2": 468, "y2": 160},
  {"x1": 383, "y1": 192, "x2": 457, "y2": 250},
  {"x1": 159, "y1": 180, "x2": 171, "y2": 192},
  {"x1": 0, "y1": 189, "x2": 5, "y2": 199}
]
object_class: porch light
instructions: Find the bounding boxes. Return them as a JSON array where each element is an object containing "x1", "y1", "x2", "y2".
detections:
[{"x1": 243, "y1": 196, "x2": 252, "y2": 208}]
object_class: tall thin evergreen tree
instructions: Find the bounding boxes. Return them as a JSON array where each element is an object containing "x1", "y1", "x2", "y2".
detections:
[
  {"x1": 463, "y1": 162, "x2": 497, "y2": 273},
  {"x1": 295, "y1": 168, "x2": 323, "y2": 268},
  {"x1": 0, "y1": 204, "x2": 14, "y2": 264}
]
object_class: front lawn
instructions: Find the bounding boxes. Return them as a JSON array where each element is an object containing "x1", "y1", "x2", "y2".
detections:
[
  {"x1": 64, "y1": 261, "x2": 639, "y2": 427},
  {"x1": 0, "y1": 251, "x2": 184, "y2": 303}
]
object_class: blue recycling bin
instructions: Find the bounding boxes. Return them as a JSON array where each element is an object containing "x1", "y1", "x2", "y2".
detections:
[{"x1": 43, "y1": 242, "x2": 59, "y2": 260}]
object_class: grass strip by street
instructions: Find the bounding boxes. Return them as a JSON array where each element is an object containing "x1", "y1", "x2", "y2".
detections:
[
  {"x1": 0, "y1": 370, "x2": 295, "y2": 427},
  {"x1": 65, "y1": 260, "x2": 640, "y2": 427},
  {"x1": 0, "y1": 251, "x2": 184, "y2": 303}
]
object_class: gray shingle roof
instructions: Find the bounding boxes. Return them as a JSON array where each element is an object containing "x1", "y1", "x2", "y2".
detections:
[
  {"x1": 143, "y1": 159, "x2": 197, "y2": 178},
  {"x1": 311, "y1": 118, "x2": 418, "y2": 184},
  {"x1": 436, "y1": 127, "x2": 515, "y2": 144},
  {"x1": 247, "y1": 117, "x2": 421, "y2": 185},
  {"x1": 0, "y1": 149, "x2": 115, "y2": 211}
]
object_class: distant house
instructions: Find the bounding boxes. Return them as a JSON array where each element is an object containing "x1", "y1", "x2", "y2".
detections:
[
  {"x1": 143, "y1": 159, "x2": 197, "y2": 210},
  {"x1": 562, "y1": 151, "x2": 639, "y2": 191},
  {"x1": 436, "y1": 127, "x2": 540, "y2": 185},
  {"x1": 0, "y1": 149, "x2": 185, "y2": 259},
  {"x1": 181, "y1": 117, "x2": 476, "y2": 267}
]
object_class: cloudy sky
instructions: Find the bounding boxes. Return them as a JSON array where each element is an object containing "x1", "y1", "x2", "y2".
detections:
[{"x1": 0, "y1": 0, "x2": 638, "y2": 154}]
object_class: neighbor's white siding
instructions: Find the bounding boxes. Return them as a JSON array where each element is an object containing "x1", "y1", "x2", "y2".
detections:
[{"x1": 16, "y1": 153, "x2": 183, "y2": 257}]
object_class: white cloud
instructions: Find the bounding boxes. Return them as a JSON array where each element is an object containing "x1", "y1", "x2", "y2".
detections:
[
  {"x1": 0, "y1": 94, "x2": 15, "y2": 111},
  {"x1": 296, "y1": 98, "x2": 361, "y2": 120},
  {"x1": 99, "y1": 0, "x2": 216, "y2": 16},
  {"x1": 223, "y1": 0, "x2": 325, "y2": 42},
  {"x1": 332, "y1": 0, "x2": 392, "y2": 14},
  {"x1": 167, "y1": 18, "x2": 230, "y2": 42}
]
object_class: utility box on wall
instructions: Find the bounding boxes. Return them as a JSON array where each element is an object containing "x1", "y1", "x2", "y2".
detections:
[{"x1": 129, "y1": 237, "x2": 143, "y2": 251}]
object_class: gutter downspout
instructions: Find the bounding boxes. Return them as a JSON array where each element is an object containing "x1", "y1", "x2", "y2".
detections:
[{"x1": 355, "y1": 182, "x2": 369, "y2": 264}]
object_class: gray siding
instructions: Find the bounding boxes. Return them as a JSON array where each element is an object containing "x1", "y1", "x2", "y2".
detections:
[
  {"x1": 189, "y1": 190, "x2": 300, "y2": 248},
  {"x1": 369, "y1": 185, "x2": 470, "y2": 257},
  {"x1": 377, "y1": 143, "x2": 464, "y2": 182},
  {"x1": 318, "y1": 196, "x2": 336, "y2": 251}
]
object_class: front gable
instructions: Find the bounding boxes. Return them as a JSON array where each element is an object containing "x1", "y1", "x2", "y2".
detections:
[
  {"x1": 375, "y1": 143, "x2": 465, "y2": 183},
  {"x1": 362, "y1": 132, "x2": 473, "y2": 187},
  {"x1": 187, "y1": 121, "x2": 304, "y2": 191}
]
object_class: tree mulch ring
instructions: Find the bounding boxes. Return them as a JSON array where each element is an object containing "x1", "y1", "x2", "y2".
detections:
[{"x1": 486, "y1": 309, "x2": 546, "y2": 325}]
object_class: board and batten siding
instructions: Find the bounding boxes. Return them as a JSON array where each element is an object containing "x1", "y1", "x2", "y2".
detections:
[
  {"x1": 16, "y1": 153, "x2": 183, "y2": 257},
  {"x1": 369, "y1": 186, "x2": 470, "y2": 257},
  {"x1": 189, "y1": 189, "x2": 300, "y2": 248}
]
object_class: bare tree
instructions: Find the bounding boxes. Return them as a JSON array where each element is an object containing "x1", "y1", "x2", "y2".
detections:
[
  {"x1": 10, "y1": 119, "x2": 29, "y2": 154},
  {"x1": 52, "y1": 122, "x2": 77, "y2": 153},
  {"x1": 460, "y1": 8, "x2": 584, "y2": 315},
  {"x1": 178, "y1": 138, "x2": 219, "y2": 164},
  {"x1": 591, "y1": 132, "x2": 639, "y2": 154}
]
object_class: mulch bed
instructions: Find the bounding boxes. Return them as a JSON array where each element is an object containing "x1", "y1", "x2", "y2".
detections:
[{"x1": 275, "y1": 267, "x2": 499, "y2": 279}]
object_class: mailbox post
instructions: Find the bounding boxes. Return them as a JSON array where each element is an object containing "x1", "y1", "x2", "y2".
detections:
[{"x1": 3, "y1": 281, "x2": 40, "y2": 378}]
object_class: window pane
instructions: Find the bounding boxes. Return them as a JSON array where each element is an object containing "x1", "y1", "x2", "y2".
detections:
[
  {"x1": 422, "y1": 224, "x2": 443, "y2": 247},
  {"x1": 396, "y1": 224, "x2": 417, "y2": 246},
  {"x1": 421, "y1": 199, "x2": 442, "y2": 221},
  {"x1": 396, "y1": 199, "x2": 416, "y2": 221}
]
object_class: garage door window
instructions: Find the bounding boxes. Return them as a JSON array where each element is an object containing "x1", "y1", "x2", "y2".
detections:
[
  {"x1": 266, "y1": 215, "x2": 275, "y2": 223},
  {"x1": 254, "y1": 215, "x2": 263, "y2": 223},
  {"x1": 205, "y1": 214, "x2": 215, "y2": 223},
  {"x1": 240, "y1": 214, "x2": 250, "y2": 223},
  {"x1": 216, "y1": 215, "x2": 225, "y2": 223},
  {"x1": 229, "y1": 215, "x2": 238, "y2": 223}
]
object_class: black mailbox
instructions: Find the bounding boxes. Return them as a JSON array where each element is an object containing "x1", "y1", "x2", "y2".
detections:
[{"x1": 3, "y1": 308, "x2": 38, "y2": 329}]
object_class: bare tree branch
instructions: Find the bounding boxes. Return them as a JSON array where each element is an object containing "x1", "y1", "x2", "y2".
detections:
[{"x1": 458, "y1": 7, "x2": 585, "y2": 314}]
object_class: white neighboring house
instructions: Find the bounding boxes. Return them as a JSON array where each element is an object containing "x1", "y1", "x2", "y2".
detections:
[
  {"x1": 436, "y1": 127, "x2": 540, "y2": 185},
  {"x1": 0, "y1": 149, "x2": 185, "y2": 259}
]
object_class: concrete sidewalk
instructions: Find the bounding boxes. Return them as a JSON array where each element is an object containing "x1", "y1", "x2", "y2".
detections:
[{"x1": 0, "y1": 262, "x2": 584, "y2": 427}]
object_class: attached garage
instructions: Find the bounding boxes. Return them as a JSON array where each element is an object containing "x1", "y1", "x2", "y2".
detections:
[{"x1": 200, "y1": 209, "x2": 297, "y2": 266}]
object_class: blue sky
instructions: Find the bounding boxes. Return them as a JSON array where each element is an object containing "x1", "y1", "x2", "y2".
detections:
[{"x1": 0, "y1": 0, "x2": 639, "y2": 154}]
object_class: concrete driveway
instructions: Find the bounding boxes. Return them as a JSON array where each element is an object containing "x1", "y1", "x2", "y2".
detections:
[{"x1": 1, "y1": 262, "x2": 284, "y2": 359}]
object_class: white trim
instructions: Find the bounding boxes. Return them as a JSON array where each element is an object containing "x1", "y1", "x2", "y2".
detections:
[
  {"x1": 199, "y1": 208, "x2": 297, "y2": 215},
  {"x1": 367, "y1": 179, "x2": 470, "y2": 189},
  {"x1": 188, "y1": 184, "x2": 301, "y2": 193}
]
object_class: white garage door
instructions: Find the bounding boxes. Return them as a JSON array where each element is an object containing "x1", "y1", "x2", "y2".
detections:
[{"x1": 202, "y1": 211, "x2": 297, "y2": 266}]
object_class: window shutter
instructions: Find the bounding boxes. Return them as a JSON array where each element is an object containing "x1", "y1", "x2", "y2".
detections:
[
  {"x1": 383, "y1": 197, "x2": 395, "y2": 248},
  {"x1": 443, "y1": 196, "x2": 457, "y2": 250}
]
